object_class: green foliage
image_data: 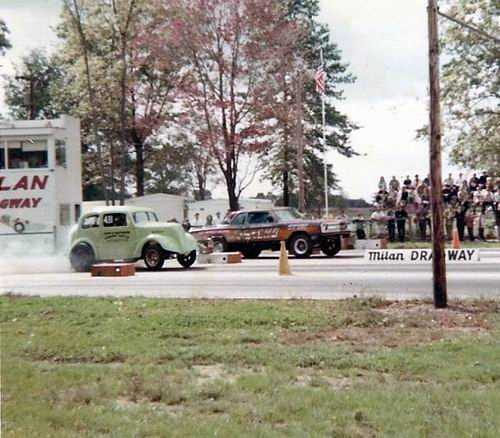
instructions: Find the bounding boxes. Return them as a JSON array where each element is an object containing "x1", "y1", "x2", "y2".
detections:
[
  {"x1": 144, "y1": 137, "x2": 194, "y2": 196},
  {"x1": 0, "y1": 18, "x2": 11, "y2": 55},
  {"x1": 261, "y1": 0, "x2": 358, "y2": 210},
  {"x1": 4, "y1": 49, "x2": 69, "y2": 120},
  {"x1": 440, "y1": 0, "x2": 500, "y2": 172}
]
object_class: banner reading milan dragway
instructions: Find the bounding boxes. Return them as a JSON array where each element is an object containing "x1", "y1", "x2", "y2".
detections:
[{"x1": 365, "y1": 248, "x2": 480, "y2": 264}]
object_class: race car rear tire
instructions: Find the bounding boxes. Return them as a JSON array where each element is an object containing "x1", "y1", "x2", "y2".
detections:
[
  {"x1": 70, "y1": 244, "x2": 95, "y2": 272},
  {"x1": 289, "y1": 234, "x2": 312, "y2": 258},
  {"x1": 178, "y1": 250, "x2": 197, "y2": 268},
  {"x1": 321, "y1": 238, "x2": 341, "y2": 257},
  {"x1": 241, "y1": 248, "x2": 261, "y2": 259},
  {"x1": 143, "y1": 243, "x2": 165, "y2": 271}
]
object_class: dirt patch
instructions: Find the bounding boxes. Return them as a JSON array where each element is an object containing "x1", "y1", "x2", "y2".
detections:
[
  {"x1": 114, "y1": 397, "x2": 185, "y2": 415},
  {"x1": 282, "y1": 301, "x2": 497, "y2": 349},
  {"x1": 192, "y1": 364, "x2": 237, "y2": 384},
  {"x1": 295, "y1": 373, "x2": 354, "y2": 390}
]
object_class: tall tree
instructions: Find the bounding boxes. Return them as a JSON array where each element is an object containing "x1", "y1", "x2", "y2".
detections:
[
  {"x1": 167, "y1": 0, "x2": 300, "y2": 211},
  {"x1": 4, "y1": 50, "x2": 67, "y2": 120},
  {"x1": 61, "y1": 0, "x2": 112, "y2": 204},
  {"x1": 58, "y1": 0, "x2": 181, "y2": 199},
  {"x1": 0, "y1": 18, "x2": 11, "y2": 56},
  {"x1": 144, "y1": 137, "x2": 193, "y2": 195},
  {"x1": 261, "y1": 0, "x2": 357, "y2": 209},
  {"x1": 439, "y1": 0, "x2": 499, "y2": 172}
]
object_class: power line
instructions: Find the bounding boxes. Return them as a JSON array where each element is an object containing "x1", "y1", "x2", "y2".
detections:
[{"x1": 437, "y1": 9, "x2": 500, "y2": 45}]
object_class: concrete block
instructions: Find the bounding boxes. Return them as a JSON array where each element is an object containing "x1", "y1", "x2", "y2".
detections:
[
  {"x1": 209, "y1": 252, "x2": 242, "y2": 264},
  {"x1": 91, "y1": 263, "x2": 136, "y2": 277},
  {"x1": 354, "y1": 239, "x2": 386, "y2": 250}
]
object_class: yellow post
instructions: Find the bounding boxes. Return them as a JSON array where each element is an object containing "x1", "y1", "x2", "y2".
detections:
[{"x1": 279, "y1": 241, "x2": 291, "y2": 276}]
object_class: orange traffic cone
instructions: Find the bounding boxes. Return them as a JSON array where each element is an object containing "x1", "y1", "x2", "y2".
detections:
[
  {"x1": 452, "y1": 229, "x2": 460, "y2": 249},
  {"x1": 279, "y1": 241, "x2": 291, "y2": 276}
]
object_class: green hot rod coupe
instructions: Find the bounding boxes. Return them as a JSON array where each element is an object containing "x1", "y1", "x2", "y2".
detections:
[{"x1": 69, "y1": 206, "x2": 198, "y2": 272}]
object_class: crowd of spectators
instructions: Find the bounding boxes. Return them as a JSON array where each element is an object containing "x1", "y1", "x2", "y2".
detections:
[{"x1": 362, "y1": 172, "x2": 500, "y2": 242}]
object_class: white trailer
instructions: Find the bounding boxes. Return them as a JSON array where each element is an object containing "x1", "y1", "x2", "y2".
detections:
[
  {"x1": 126, "y1": 193, "x2": 186, "y2": 223},
  {"x1": 83, "y1": 193, "x2": 187, "y2": 223},
  {"x1": 0, "y1": 116, "x2": 82, "y2": 253}
]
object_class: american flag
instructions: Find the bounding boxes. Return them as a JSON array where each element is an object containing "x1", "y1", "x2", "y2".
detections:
[{"x1": 315, "y1": 65, "x2": 326, "y2": 95}]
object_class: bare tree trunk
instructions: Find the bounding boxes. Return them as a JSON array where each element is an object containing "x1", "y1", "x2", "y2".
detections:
[
  {"x1": 196, "y1": 171, "x2": 206, "y2": 200},
  {"x1": 226, "y1": 176, "x2": 239, "y2": 211},
  {"x1": 113, "y1": 0, "x2": 136, "y2": 204},
  {"x1": 295, "y1": 70, "x2": 305, "y2": 212},
  {"x1": 65, "y1": 0, "x2": 109, "y2": 206},
  {"x1": 283, "y1": 168, "x2": 289, "y2": 207},
  {"x1": 134, "y1": 141, "x2": 144, "y2": 197}
]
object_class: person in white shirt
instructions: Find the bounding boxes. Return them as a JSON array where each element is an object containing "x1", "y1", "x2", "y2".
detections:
[
  {"x1": 378, "y1": 176, "x2": 387, "y2": 192},
  {"x1": 214, "y1": 211, "x2": 222, "y2": 225},
  {"x1": 335, "y1": 210, "x2": 349, "y2": 224},
  {"x1": 456, "y1": 172, "x2": 466, "y2": 188},
  {"x1": 192, "y1": 212, "x2": 202, "y2": 227},
  {"x1": 370, "y1": 206, "x2": 386, "y2": 238},
  {"x1": 444, "y1": 173, "x2": 454, "y2": 186}
]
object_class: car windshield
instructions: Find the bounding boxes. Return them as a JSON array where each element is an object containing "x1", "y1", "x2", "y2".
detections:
[
  {"x1": 222, "y1": 212, "x2": 236, "y2": 225},
  {"x1": 273, "y1": 208, "x2": 304, "y2": 221},
  {"x1": 132, "y1": 211, "x2": 159, "y2": 224}
]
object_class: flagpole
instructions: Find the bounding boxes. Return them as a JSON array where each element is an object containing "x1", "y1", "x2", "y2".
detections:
[{"x1": 320, "y1": 48, "x2": 328, "y2": 218}]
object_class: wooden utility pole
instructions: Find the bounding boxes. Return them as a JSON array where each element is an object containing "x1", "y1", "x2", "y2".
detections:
[
  {"x1": 296, "y1": 69, "x2": 305, "y2": 212},
  {"x1": 427, "y1": 0, "x2": 447, "y2": 308},
  {"x1": 15, "y1": 75, "x2": 36, "y2": 120}
]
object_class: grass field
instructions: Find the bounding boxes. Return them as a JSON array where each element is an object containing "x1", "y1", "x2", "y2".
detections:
[{"x1": 1, "y1": 296, "x2": 500, "y2": 437}]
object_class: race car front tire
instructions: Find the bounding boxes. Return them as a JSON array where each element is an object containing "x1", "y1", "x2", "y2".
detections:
[
  {"x1": 178, "y1": 250, "x2": 197, "y2": 268},
  {"x1": 289, "y1": 234, "x2": 312, "y2": 258},
  {"x1": 70, "y1": 244, "x2": 95, "y2": 272}
]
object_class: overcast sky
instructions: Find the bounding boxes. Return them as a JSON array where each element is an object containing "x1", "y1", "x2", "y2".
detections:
[{"x1": 0, "y1": 0, "x2": 461, "y2": 201}]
